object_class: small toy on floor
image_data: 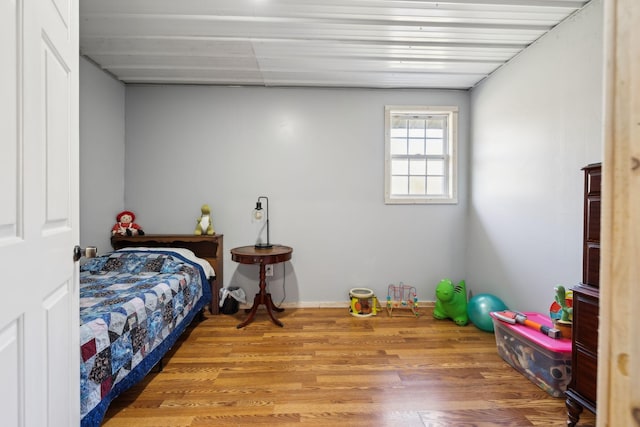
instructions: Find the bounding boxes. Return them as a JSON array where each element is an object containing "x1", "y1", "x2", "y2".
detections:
[
  {"x1": 433, "y1": 279, "x2": 468, "y2": 326},
  {"x1": 349, "y1": 288, "x2": 379, "y2": 317},
  {"x1": 386, "y1": 283, "x2": 419, "y2": 317}
]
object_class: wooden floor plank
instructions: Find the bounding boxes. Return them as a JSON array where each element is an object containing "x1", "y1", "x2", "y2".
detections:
[{"x1": 101, "y1": 308, "x2": 596, "y2": 426}]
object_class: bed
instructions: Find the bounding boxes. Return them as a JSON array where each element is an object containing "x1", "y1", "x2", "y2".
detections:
[{"x1": 80, "y1": 234, "x2": 223, "y2": 427}]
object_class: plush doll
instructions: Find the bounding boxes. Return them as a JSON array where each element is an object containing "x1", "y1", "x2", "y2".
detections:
[
  {"x1": 433, "y1": 278, "x2": 469, "y2": 326},
  {"x1": 195, "y1": 204, "x2": 215, "y2": 235},
  {"x1": 111, "y1": 211, "x2": 145, "y2": 236}
]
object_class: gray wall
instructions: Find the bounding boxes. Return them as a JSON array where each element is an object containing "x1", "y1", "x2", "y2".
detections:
[
  {"x1": 467, "y1": 0, "x2": 604, "y2": 313},
  {"x1": 78, "y1": 0, "x2": 603, "y2": 312},
  {"x1": 124, "y1": 87, "x2": 470, "y2": 304},
  {"x1": 79, "y1": 57, "x2": 126, "y2": 254}
]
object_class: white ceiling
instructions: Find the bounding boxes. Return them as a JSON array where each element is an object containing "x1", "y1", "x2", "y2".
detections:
[{"x1": 79, "y1": 0, "x2": 590, "y2": 89}]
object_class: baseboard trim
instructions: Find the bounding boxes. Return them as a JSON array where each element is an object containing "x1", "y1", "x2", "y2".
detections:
[{"x1": 239, "y1": 301, "x2": 436, "y2": 309}]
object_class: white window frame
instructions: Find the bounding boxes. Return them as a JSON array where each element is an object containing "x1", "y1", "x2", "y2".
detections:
[{"x1": 384, "y1": 105, "x2": 458, "y2": 204}]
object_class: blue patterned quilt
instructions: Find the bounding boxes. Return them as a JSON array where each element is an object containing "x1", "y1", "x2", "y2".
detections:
[{"x1": 79, "y1": 250, "x2": 211, "y2": 426}]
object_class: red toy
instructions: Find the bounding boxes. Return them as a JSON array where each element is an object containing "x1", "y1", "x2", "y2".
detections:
[{"x1": 111, "y1": 210, "x2": 145, "y2": 236}]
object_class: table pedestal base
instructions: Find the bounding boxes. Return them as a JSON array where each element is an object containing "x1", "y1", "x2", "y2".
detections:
[
  {"x1": 230, "y1": 245, "x2": 293, "y2": 329},
  {"x1": 237, "y1": 292, "x2": 285, "y2": 329}
]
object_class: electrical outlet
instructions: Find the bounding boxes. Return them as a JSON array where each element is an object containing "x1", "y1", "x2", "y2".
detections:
[{"x1": 265, "y1": 265, "x2": 273, "y2": 276}]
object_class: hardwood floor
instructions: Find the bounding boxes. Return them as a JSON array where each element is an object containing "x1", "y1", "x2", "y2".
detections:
[{"x1": 102, "y1": 307, "x2": 596, "y2": 426}]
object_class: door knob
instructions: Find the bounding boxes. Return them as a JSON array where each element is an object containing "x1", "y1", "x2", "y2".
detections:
[{"x1": 73, "y1": 245, "x2": 97, "y2": 262}]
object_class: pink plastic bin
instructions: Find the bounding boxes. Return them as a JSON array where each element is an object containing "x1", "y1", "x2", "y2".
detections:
[{"x1": 490, "y1": 312, "x2": 572, "y2": 397}]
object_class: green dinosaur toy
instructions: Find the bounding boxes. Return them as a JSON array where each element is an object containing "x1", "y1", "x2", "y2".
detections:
[
  {"x1": 433, "y1": 279, "x2": 468, "y2": 326},
  {"x1": 194, "y1": 204, "x2": 215, "y2": 236}
]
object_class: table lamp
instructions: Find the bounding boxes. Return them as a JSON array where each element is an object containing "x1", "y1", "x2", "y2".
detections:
[{"x1": 253, "y1": 196, "x2": 272, "y2": 249}]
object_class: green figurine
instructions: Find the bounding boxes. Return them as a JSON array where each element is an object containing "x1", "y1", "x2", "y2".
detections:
[
  {"x1": 554, "y1": 285, "x2": 573, "y2": 322},
  {"x1": 433, "y1": 279, "x2": 468, "y2": 326}
]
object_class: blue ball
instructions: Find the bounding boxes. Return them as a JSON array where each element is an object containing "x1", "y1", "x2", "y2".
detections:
[{"x1": 467, "y1": 293, "x2": 508, "y2": 332}]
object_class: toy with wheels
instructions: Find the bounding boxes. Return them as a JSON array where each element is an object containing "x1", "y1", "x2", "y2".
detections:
[
  {"x1": 467, "y1": 293, "x2": 508, "y2": 332},
  {"x1": 349, "y1": 288, "x2": 378, "y2": 317}
]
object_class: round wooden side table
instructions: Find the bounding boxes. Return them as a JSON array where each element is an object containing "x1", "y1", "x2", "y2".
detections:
[{"x1": 230, "y1": 245, "x2": 293, "y2": 328}]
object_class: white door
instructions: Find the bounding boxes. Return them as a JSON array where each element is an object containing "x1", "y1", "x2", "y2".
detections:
[
  {"x1": 598, "y1": 0, "x2": 640, "y2": 424},
  {"x1": 0, "y1": 0, "x2": 79, "y2": 425}
]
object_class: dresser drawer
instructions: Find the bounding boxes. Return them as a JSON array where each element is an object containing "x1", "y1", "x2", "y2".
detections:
[
  {"x1": 584, "y1": 243, "x2": 600, "y2": 286},
  {"x1": 586, "y1": 167, "x2": 601, "y2": 194},
  {"x1": 573, "y1": 348, "x2": 598, "y2": 403},
  {"x1": 573, "y1": 291, "x2": 599, "y2": 350}
]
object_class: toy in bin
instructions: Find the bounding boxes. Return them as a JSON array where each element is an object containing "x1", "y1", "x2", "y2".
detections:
[
  {"x1": 490, "y1": 311, "x2": 572, "y2": 397},
  {"x1": 492, "y1": 310, "x2": 561, "y2": 338}
]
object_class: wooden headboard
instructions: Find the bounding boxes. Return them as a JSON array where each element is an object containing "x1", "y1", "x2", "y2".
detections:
[{"x1": 110, "y1": 234, "x2": 223, "y2": 314}]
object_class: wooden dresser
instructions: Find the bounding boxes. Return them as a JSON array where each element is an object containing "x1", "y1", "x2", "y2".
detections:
[{"x1": 565, "y1": 163, "x2": 600, "y2": 426}]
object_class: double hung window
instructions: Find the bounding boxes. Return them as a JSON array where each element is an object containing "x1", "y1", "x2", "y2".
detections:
[{"x1": 384, "y1": 106, "x2": 458, "y2": 204}]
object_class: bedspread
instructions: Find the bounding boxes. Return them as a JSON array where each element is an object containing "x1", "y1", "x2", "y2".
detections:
[{"x1": 79, "y1": 250, "x2": 211, "y2": 426}]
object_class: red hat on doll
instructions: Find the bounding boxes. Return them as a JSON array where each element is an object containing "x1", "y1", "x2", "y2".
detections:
[{"x1": 116, "y1": 211, "x2": 135, "y2": 222}]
